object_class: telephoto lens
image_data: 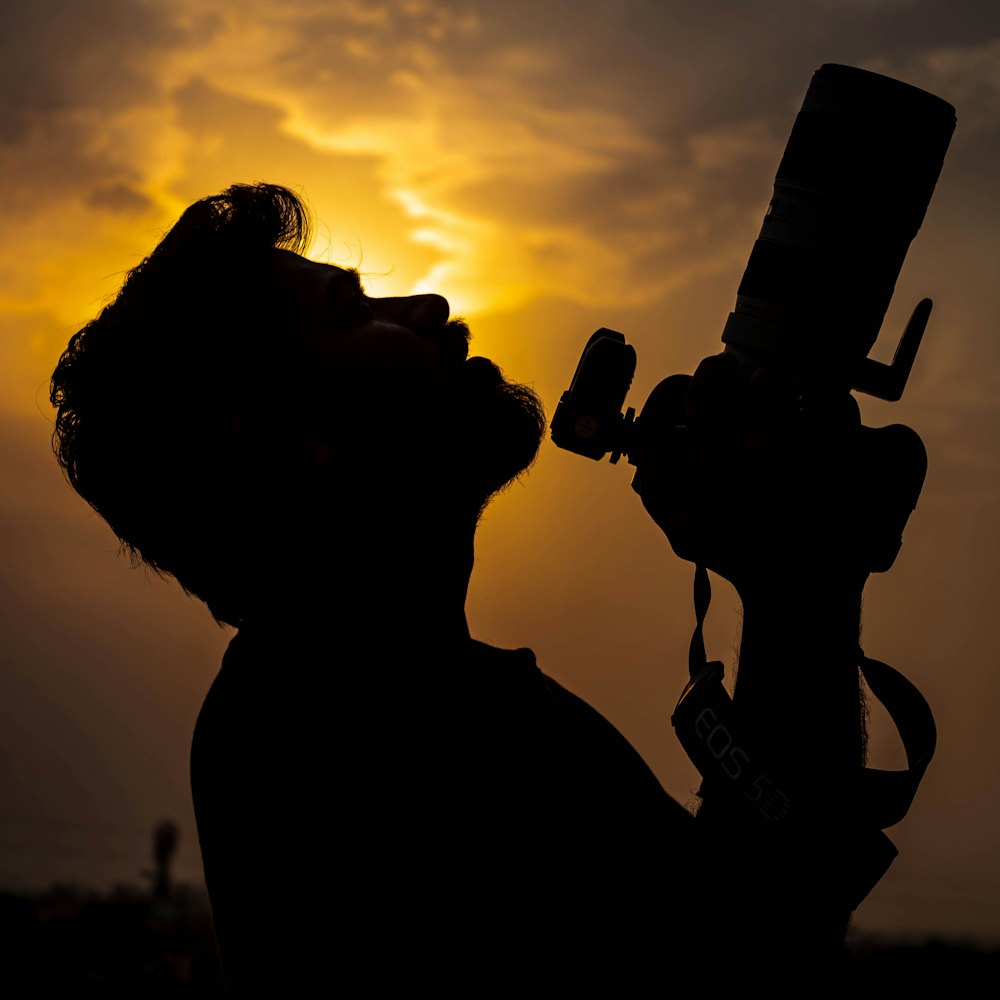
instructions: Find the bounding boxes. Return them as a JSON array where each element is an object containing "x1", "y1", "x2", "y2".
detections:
[{"x1": 722, "y1": 64, "x2": 956, "y2": 396}]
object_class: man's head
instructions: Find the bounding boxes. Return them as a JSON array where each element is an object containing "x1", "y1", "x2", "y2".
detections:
[{"x1": 50, "y1": 183, "x2": 545, "y2": 626}]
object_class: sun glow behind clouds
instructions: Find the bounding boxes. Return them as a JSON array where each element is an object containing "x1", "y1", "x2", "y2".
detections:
[{"x1": 282, "y1": 112, "x2": 532, "y2": 317}]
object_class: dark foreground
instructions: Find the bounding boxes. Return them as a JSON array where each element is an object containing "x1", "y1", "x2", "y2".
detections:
[{"x1": 2, "y1": 885, "x2": 996, "y2": 995}]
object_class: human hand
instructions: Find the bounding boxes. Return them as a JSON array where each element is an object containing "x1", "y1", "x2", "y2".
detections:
[{"x1": 630, "y1": 352, "x2": 892, "y2": 599}]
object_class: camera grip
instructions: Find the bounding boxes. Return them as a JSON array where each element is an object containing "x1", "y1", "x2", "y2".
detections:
[{"x1": 856, "y1": 423, "x2": 927, "y2": 574}]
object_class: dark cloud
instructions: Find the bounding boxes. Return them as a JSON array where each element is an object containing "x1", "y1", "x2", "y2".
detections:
[
  {"x1": 445, "y1": 115, "x2": 781, "y2": 299},
  {"x1": 0, "y1": 0, "x2": 181, "y2": 140},
  {"x1": 85, "y1": 182, "x2": 156, "y2": 217},
  {"x1": 0, "y1": 1, "x2": 216, "y2": 221},
  {"x1": 363, "y1": 0, "x2": 1000, "y2": 131}
]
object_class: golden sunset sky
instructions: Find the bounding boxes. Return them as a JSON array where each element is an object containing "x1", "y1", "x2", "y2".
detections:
[{"x1": 2, "y1": 0, "x2": 998, "y2": 939}]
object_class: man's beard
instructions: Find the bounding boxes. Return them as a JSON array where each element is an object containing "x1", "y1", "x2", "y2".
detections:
[
  {"x1": 323, "y1": 318, "x2": 546, "y2": 515},
  {"x1": 357, "y1": 351, "x2": 545, "y2": 513},
  {"x1": 427, "y1": 319, "x2": 546, "y2": 505},
  {"x1": 455, "y1": 355, "x2": 546, "y2": 508}
]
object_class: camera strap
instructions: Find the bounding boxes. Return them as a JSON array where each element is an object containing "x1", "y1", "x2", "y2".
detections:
[{"x1": 671, "y1": 564, "x2": 936, "y2": 908}]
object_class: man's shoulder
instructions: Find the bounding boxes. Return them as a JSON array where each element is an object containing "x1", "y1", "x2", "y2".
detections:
[
  {"x1": 191, "y1": 627, "x2": 704, "y2": 981},
  {"x1": 192, "y1": 627, "x2": 693, "y2": 829}
]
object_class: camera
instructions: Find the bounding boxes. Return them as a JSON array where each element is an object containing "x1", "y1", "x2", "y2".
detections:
[
  {"x1": 551, "y1": 64, "x2": 956, "y2": 467},
  {"x1": 551, "y1": 67, "x2": 952, "y2": 888}
]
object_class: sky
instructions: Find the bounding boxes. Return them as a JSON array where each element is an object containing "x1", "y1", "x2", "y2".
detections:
[{"x1": 1, "y1": 0, "x2": 998, "y2": 940}]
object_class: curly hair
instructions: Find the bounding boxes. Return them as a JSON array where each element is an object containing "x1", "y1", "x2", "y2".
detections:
[{"x1": 50, "y1": 183, "x2": 313, "y2": 627}]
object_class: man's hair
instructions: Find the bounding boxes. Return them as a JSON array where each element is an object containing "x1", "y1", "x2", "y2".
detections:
[{"x1": 51, "y1": 183, "x2": 313, "y2": 627}]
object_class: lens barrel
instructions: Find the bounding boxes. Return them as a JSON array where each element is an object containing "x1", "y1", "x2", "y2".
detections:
[{"x1": 723, "y1": 64, "x2": 956, "y2": 389}]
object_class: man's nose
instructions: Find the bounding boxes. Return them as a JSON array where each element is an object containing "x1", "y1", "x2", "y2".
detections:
[{"x1": 372, "y1": 293, "x2": 450, "y2": 335}]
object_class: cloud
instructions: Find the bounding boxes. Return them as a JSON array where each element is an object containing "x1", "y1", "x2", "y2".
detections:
[
  {"x1": 141, "y1": 0, "x2": 789, "y2": 314},
  {"x1": 866, "y1": 38, "x2": 1000, "y2": 134},
  {"x1": 85, "y1": 183, "x2": 157, "y2": 217},
  {"x1": 0, "y1": 0, "x2": 173, "y2": 140},
  {"x1": 2, "y1": 0, "x2": 996, "y2": 392},
  {"x1": 5, "y1": 0, "x2": 997, "y2": 341}
]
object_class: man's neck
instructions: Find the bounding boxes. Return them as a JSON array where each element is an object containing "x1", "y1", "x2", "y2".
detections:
[{"x1": 244, "y1": 520, "x2": 476, "y2": 650}]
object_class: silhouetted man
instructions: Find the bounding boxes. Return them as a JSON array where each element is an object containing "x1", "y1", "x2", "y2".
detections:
[{"x1": 51, "y1": 184, "x2": 872, "y2": 991}]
